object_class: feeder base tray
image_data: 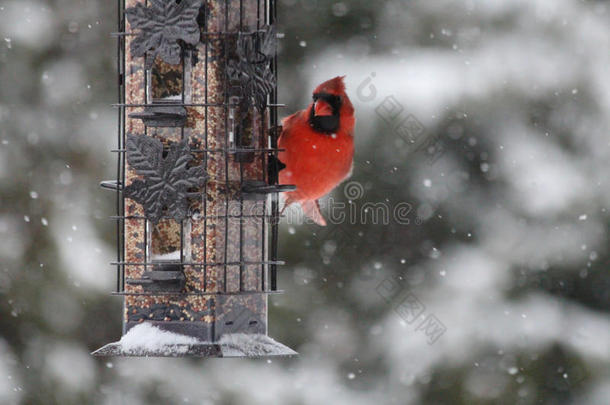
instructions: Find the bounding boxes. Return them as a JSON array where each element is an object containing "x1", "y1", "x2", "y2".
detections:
[{"x1": 92, "y1": 333, "x2": 297, "y2": 358}]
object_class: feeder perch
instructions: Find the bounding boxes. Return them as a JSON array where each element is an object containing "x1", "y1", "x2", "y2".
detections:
[
  {"x1": 93, "y1": 0, "x2": 296, "y2": 358},
  {"x1": 129, "y1": 100, "x2": 188, "y2": 127}
]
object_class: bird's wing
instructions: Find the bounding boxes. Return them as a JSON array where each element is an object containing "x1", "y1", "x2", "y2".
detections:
[{"x1": 280, "y1": 109, "x2": 308, "y2": 141}]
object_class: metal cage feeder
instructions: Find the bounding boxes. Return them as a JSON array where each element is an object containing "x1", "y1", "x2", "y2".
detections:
[{"x1": 93, "y1": 0, "x2": 296, "y2": 358}]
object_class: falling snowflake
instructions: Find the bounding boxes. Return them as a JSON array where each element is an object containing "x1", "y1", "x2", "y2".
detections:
[
  {"x1": 125, "y1": 0, "x2": 202, "y2": 69},
  {"x1": 123, "y1": 134, "x2": 206, "y2": 223}
]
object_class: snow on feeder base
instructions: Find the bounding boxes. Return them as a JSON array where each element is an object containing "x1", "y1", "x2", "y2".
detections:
[
  {"x1": 94, "y1": 323, "x2": 295, "y2": 358},
  {"x1": 93, "y1": 0, "x2": 296, "y2": 358}
]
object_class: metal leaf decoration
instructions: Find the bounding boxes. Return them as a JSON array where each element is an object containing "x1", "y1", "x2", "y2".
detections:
[
  {"x1": 227, "y1": 25, "x2": 276, "y2": 111},
  {"x1": 124, "y1": 134, "x2": 206, "y2": 223},
  {"x1": 125, "y1": 0, "x2": 202, "y2": 69}
]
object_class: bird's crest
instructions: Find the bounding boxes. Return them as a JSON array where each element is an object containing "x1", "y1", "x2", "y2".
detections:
[{"x1": 314, "y1": 76, "x2": 346, "y2": 95}]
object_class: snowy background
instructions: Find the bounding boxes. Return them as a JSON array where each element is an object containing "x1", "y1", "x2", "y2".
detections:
[{"x1": 1, "y1": 0, "x2": 610, "y2": 403}]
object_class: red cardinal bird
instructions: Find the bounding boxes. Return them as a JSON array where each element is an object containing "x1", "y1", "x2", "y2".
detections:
[{"x1": 278, "y1": 76, "x2": 355, "y2": 225}]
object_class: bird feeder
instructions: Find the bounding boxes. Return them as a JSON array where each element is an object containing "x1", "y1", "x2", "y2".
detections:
[{"x1": 93, "y1": 0, "x2": 296, "y2": 357}]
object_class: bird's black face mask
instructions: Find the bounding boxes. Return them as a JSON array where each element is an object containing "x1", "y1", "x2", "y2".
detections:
[{"x1": 309, "y1": 92, "x2": 342, "y2": 134}]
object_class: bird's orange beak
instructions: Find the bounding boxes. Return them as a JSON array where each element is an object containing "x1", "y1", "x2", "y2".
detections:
[{"x1": 314, "y1": 99, "x2": 333, "y2": 116}]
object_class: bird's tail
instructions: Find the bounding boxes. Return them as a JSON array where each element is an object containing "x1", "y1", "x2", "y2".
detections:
[
  {"x1": 300, "y1": 199, "x2": 327, "y2": 226},
  {"x1": 280, "y1": 194, "x2": 295, "y2": 216},
  {"x1": 281, "y1": 195, "x2": 327, "y2": 226}
]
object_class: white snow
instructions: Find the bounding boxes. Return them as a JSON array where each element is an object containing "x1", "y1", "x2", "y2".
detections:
[
  {"x1": 9, "y1": 0, "x2": 609, "y2": 402},
  {"x1": 0, "y1": 215, "x2": 26, "y2": 260},
  {"x1": 151, "y1": 251, "x2": 181, "y2": 261},
  {"x1": 109, "y1": 327, "x2": 295, "y2": 357},
  {"x1": 0, "y1": 0, "x2": 54, "y2": 50},
  {"x1": 0, "y1": 339, "x2": 22, "y2": 404},
  {"x1": 219, "y1": 333, "x2": 297, "y2": 357},
  {"x1": 52, "y1": 204, "x2": 114, "y2": 291},
  {"x1": 118, "y1": 323, "x2": 200, "y2": 355},
  {"x1": 43, "y1": 342, "x2": 96, "y2": 395}
]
